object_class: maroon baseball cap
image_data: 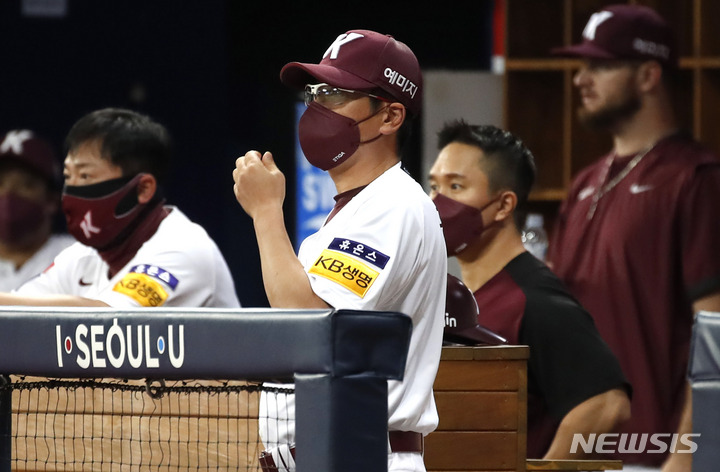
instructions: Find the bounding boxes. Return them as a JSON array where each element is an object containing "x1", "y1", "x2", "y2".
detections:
[
  {"x1": 444, "y1": 274, "x2": 507, "y2": 346},
  {"x1": 0, "y1": 129, "x2": 61, "y2": 188},
  {"x1": 280, "y1": 29, "x2": 423, "y2": 115},
  {"x1": 551, "y1": 4, "x2": 677, "y2": 67}
]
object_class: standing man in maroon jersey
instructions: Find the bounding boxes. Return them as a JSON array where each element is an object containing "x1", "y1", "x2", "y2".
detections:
[{"x1": 550, "y1": 5, "x2": 720, "y2": 471}]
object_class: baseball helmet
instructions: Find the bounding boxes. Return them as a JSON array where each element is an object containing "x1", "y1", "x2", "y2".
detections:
[{"x1": 444, "y1": 273, "x2": 507, "y2": 345}]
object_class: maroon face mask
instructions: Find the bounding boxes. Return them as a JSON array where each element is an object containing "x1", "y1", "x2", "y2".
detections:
[
  {"x1": 433, "y1": 193, "x2": 500, "y2": 256},
  {"x1": 0, "y1": 194, "x2": 46, "y2": 244},
  {"x1": 298, "y1": 101, "x2": 385, "y2": 171},
  {"x1": 62, "y1": 174, "x2": 147, "y2": 250}
]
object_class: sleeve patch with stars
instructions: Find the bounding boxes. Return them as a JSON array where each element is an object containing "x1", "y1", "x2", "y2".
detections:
[
  {"x1": 309, "y1": 249, "x2": 380, "y2": 298},
  {"x1": 129, "y1": 264, "x2": 179, "y2": 290}
]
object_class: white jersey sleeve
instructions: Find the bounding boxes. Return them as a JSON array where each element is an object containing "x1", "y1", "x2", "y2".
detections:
[
  {"x1": 13, "y1": 241, "x2": 96, "y2": 296},
  {"x1": 299, "y1": 203, "x2": 422, "y2": 311},
  {"x1": 16, "y1": 208, "x2": 240, "y2": 309},
  {"x1": 298, "y1": 165, "x2": 446, "y2": 318},
  {"x1": 0, "y1": 234, "x2": 75, "y2": 292}
]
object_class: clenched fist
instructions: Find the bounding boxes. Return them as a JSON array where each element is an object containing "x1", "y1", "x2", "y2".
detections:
[{"x1": 232, "y1": 150, "x2": 286, "y2": 220}]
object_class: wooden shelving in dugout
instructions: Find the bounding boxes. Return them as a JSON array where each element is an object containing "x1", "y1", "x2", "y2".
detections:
[{"x1": 503, "y1": 0, "x2": 720, "y2": 203}]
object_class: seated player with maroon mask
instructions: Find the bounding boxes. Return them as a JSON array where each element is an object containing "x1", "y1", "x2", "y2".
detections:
[
  {"x1": 0, "y1": 108, "x2": 239, "y2": 309},
  {"x1": 429, "y1": 120, "x2": 631, "y2": 459}
]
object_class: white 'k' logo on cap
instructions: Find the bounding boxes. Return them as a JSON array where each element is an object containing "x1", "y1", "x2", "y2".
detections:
[
  {"x1": 0, "y1": 130, "x2": 33, "y2": 155},
  {"x1": 323, "y1": 32, "x2": 364, "y2": 60},
  {"x1": 583, "y1": 11, "x2": 614, "y2": 40}
]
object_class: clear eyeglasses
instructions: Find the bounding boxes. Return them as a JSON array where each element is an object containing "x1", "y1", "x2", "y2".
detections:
[{"x1": 303, "y1": 83, "x2": 390, "y2": 108}]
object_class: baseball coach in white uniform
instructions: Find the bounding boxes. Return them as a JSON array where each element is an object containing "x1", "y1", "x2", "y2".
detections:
[{"x1": 233, "y1": 29, "x2": 446, "y2": 472}]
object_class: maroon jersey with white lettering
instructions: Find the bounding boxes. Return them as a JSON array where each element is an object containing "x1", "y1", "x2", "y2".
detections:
[{"x1": 548, "y1": 133, "x2": 720, "y2": 466}]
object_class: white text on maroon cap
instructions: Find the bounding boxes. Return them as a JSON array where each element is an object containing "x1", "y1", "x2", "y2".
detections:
[{"x1": 384, "y1": 68, "x2": 418, "y2": 99}]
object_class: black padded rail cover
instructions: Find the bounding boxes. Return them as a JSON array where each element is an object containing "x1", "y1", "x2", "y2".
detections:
[
  {"x1": 688, "y1": 311, "x2": 720, "y2": 472},
  {"x1": 0, "y1": 307, "x2": 412, "y2": 381}
]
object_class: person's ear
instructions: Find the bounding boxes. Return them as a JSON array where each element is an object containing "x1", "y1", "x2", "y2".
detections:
[
  {"x1": 379, "y1": 102, "x2": 406, "y2": 135},
  {"x1": 636, "y1": 60, "x2": 663, "y2": 93},
  {"x1": 494, "y1": 190, "x2": 518, "y2": 223},
  {"x1": 136, "y1": 173, "x2": 157, "y2": 204}
]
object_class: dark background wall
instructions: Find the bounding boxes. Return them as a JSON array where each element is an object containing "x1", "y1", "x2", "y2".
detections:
[{"x1": 0, "y1": 0, "x2": 494, "y2": 307}]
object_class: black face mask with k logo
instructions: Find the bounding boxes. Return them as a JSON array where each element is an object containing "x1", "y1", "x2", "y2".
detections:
[{"x1": 61, "y1": 174, "x2": 146, "y2": 250}]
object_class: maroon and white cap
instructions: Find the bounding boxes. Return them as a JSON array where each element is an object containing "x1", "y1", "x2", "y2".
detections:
[
  {"x1": 444, "y1": 273, "x2": 507, "y2": 346},
  {"x1": 280, "y1": 29, "x2": 423, "y2": 115},
  {"x1": 551, "y1": 4, "x2": 677, "y2": 67},
  {"x1": 0, "y1": 129, "x2": 60, "y2": 188}
]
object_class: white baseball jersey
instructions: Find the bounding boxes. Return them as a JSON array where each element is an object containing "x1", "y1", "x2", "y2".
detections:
[
  {"x1": 261, "y1": 163, "x2": 447, "y2": 458},
  {"x1": 0, "y1": 234, "x2": 75, "y2": 292},
  {"x1": 15, "y1": 207, "x2": 240, "y2": 308}
]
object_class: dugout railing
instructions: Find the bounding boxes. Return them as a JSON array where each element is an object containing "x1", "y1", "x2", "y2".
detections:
[
  {"x1": 689, "y1": 310, "x2": 720, "y2": 472},
  {"x1": 0, "y1": 306, "x2": 412, "y2": 472}
]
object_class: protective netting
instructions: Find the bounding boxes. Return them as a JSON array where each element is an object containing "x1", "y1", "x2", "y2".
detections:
[{"x1": 1, "y1": 376, "x2": 293, "y2": 471}]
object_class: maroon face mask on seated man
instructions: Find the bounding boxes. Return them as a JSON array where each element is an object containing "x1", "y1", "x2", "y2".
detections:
[
  {"x1": 61, "y1": 174, "x2": 149, "y2": 250},
  {"x1": 432, "y1": 193, "x2": 501, "y2": 256}
]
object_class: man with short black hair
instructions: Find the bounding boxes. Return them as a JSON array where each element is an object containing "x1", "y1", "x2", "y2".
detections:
[
  {"x1": 1, "y1": 108, "x2": 239, "y2": 309},
  {"x1": 429, "y1": 120, "x2": 631, "y2": 460}
]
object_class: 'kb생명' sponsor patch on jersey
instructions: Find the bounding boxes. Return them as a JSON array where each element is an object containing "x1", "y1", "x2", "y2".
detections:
[
  {"x1": 113, "y1": 273, "x2": 169, "y2": 307},
  {"x1": 327, "y1": 238, "x2": 389, "y2": 269},
  {"x1": 309, "y1": 249, "x2": 379, "y2": 298},
  {"x1": 129, "y1": 264, "x2": 179, "y2": 290}
]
